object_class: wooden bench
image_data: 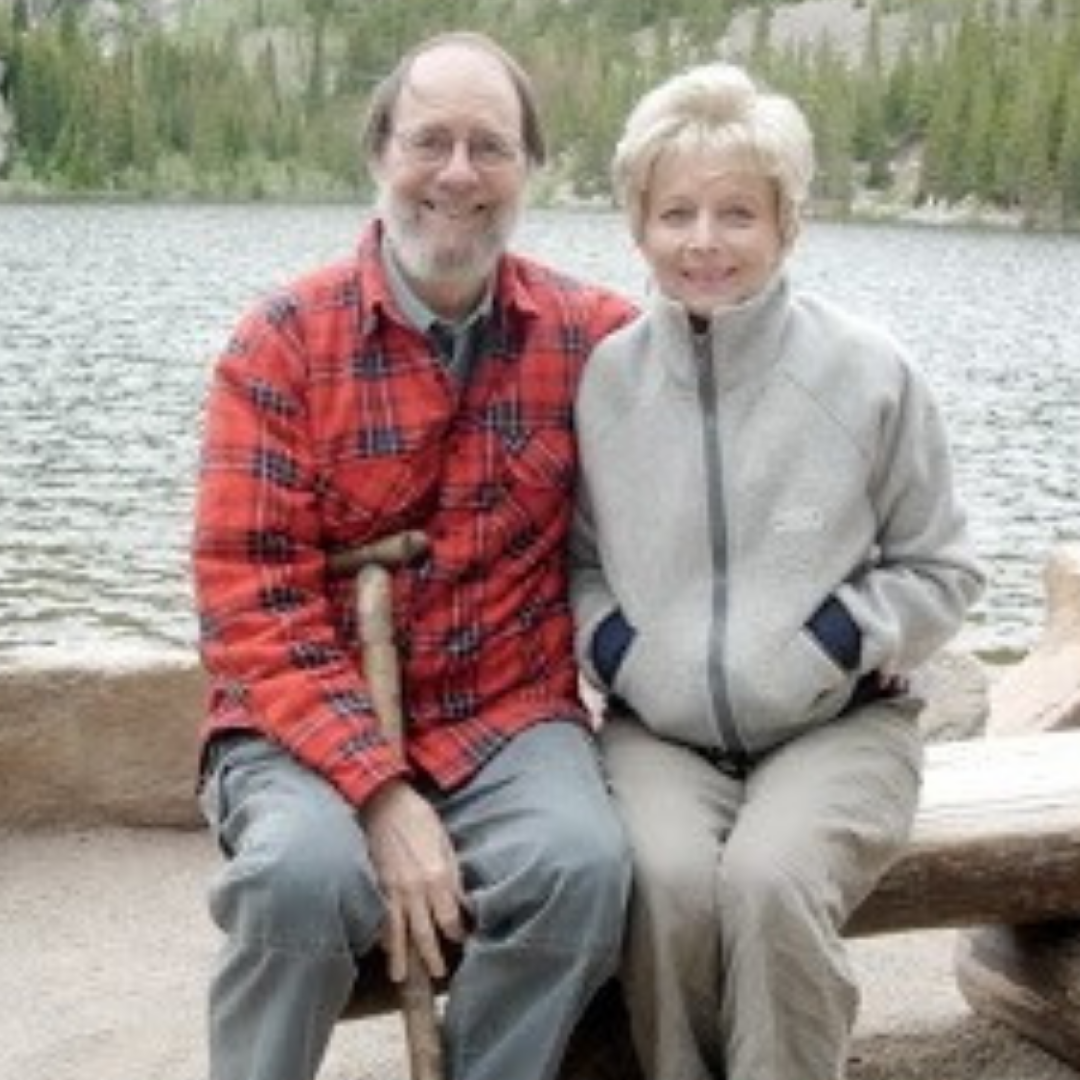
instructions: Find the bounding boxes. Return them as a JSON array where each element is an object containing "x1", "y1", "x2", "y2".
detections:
[
  {"x1": 343, "y1": 727, "x2": 1080, "y2": 1078},
  {"x1": 950, "y1": 545, "x2": 1080, "y2": 1073},
  {"x1": 847, "y1": 728, "x2": 1080, "y2": 936}
]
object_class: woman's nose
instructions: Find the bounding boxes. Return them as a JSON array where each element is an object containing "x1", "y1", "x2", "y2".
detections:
[{"x1": 690, "y1": 215, "x2": 721, "y2": 249}]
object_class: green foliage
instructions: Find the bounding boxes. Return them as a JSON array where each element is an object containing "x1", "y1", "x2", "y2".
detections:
[
  {"x1": 0, "y1": 0, "x2": 1077, "y2": 227},
  {"x1": 917, "y1": 0, "x2": 1080, "y2": 225}
]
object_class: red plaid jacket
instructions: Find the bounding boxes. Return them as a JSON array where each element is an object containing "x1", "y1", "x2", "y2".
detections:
[{"x1": 193, "y1": 222, "x2": 634, "y2": 806}]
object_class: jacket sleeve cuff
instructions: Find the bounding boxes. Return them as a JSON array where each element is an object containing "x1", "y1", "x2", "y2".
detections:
[
  {"x1": 807, "y1": 595, "x2": 862, "y2": 672},
  {"x1": 324, "y1": 743, "x2": 413, "y2": 809},
  {"x1": 591, "y1": 608, "x2": 635, "y2": 687}
]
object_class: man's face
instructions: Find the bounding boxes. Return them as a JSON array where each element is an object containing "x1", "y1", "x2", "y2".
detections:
[{"x1": 374, "y1": 44, "x2": 530, "y2": 309}]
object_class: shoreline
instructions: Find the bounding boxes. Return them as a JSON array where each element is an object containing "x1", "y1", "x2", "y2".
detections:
[{"x1": 1, "y1": 187, "x2": 1076, "y2": 235}]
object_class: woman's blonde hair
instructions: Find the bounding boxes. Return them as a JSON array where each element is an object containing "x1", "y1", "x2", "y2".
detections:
[{"x1": 612, "y1": 63, "x2": 814, "y2": 246}]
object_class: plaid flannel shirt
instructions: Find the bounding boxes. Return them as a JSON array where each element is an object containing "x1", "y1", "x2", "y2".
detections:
[{"x1": 193, "y1": 221, "x2": 634, "y2": 806}]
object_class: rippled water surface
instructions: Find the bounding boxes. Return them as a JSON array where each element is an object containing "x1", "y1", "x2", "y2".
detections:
[{"x1": 1, "y1": 204, "x2": 1077, "y2": 662}]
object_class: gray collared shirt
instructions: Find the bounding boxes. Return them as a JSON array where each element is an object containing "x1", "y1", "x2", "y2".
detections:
[{"x1": 382, "y1": 236, "x2": 492, "y2": 384}]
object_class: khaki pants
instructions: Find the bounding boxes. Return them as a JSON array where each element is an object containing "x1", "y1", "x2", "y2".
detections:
[{"x1": 601, "y1": 702, "x2": 923, "y2": 1080}]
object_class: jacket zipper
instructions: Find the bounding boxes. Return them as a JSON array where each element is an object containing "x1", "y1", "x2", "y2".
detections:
[{"x1": 694, "y1": 328, "x2": 747, "y2": 758}]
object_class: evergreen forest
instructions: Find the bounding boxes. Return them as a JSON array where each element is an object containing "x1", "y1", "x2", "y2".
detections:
[{"x1": 1, "y1": 0, "x2": 1079, "y2": 229}]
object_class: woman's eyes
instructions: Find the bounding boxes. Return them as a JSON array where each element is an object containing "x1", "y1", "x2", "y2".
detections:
[
  {"x1": 658, "y1": 204, "x2": 693, "y2": 223},
  {"x1": 659, "y1": 205, "x2": 757, "y2": 224}
]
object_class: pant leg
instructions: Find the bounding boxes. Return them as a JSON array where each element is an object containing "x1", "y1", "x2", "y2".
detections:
[
  {"x1": 200, "y1": 735, "x2": 385, "y2": 1080},
  {"x1": 600, "y1": 714, "x2": 742, "y2": 1080},
  {"x1": 720, "y1": 702, "x2": 924, "y2": 1080},
  {"x1": 437, "y1": 721, "x2": 631, "y2": 1080}
]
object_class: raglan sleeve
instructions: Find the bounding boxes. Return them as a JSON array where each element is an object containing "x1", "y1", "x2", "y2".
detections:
[{"x1": 836, "y1": 354, "x2": 986, "y2": 674}]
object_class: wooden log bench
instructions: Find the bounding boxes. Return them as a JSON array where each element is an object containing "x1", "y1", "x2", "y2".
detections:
[
  {"x1": 343, "y1": 726, "x2": 1080, "y2": 1079},
  {"x1": 847, "y1": 728, "x2": 1080, "y2": 936},
  {"x1": 952, "y1": 543, "x2": 1080, "y2": 1072}
]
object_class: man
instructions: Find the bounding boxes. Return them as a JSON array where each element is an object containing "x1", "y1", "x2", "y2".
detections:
[{"x1": 193, "y1": 31, "x2": 634, "y2": 1080}]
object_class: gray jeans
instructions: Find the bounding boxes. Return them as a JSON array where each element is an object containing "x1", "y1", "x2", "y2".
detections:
[
  {"x1": 602, "y1": 702, "x2": 924, "y2": 1080},
  {"x1": 200, "y1": 721, "x2": 630, "y2": 1080}
]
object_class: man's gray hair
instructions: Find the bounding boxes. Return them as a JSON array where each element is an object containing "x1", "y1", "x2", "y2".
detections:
[{"x1": 361, "y1": 31, "x2": 546, "y2": 168}]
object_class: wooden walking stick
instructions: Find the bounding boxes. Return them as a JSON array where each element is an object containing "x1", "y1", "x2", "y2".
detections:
[{"x1": 331, "y1": 531, "x2": 445, "y2": 1080}]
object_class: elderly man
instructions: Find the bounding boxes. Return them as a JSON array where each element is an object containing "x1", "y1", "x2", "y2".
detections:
[{"x1": 193, "y1": 31, "x2": 634, "y2": 1080}]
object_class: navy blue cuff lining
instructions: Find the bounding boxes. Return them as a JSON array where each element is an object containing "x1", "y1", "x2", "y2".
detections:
[
  {"x1": 591, "y1": 609, "x2": 635, "y2": 687},
  {"x1": 806, "y1": 595, "x2": 862, "y2": 672}
]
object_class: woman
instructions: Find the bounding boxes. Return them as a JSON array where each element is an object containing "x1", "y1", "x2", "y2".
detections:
[{"x1": 571, "y1": 62, "x2": 984, "y2": 1080}]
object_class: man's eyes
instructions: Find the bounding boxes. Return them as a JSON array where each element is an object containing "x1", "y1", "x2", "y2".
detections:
[
  {"x1": 412, "y1": 131, "x2": 449, "y2": 153},
  {"x1": 470, "y1": 134, "x2": 518, "y2": 164},
  {"x1": 397, "y1": 127, "x2": 521, "y2": 168}
]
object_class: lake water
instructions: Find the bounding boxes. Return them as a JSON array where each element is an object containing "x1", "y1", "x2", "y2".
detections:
[{"x1": 1, "y1": 203, "x2": 1077, "y2": 665}]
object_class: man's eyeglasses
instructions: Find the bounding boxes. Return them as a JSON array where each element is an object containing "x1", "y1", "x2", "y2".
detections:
[{"x1": 392, "y1": 127, "x2": 524, "y2": 171}]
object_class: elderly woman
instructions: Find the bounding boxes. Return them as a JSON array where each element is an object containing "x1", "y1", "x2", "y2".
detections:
[{"x1": 571, "y1": 63, "x2": 984, "y2": 1080}]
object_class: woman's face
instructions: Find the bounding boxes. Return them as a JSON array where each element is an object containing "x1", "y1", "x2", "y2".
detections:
[{"x1": 638, "y1": 146, "x2": 787, "y2": 317}]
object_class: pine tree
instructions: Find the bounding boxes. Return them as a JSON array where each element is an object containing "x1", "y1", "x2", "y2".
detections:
[
  {"x1": 805, "y1": 41, "x2": 855, "y2": 213},
  {"x1": 853, "y1": 5, "x2": 889, "y2": 189},
  {"x1": 0, "y1": 0, "x2": 1075, "y2": 217}
]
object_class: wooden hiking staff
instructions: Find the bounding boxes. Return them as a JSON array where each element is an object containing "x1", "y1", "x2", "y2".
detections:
[{"x1": 330, "y1": 531, "x2": 445, "y2": 1080}]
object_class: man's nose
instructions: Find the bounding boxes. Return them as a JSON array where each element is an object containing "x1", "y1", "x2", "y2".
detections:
[{"x1": 438, "y1": 138, "x2": 480, "y2": 180}]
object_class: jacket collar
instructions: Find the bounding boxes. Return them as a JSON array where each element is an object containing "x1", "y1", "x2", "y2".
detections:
[{"x1": 649, "y1": 272, "x2": 792, "y2": 391}]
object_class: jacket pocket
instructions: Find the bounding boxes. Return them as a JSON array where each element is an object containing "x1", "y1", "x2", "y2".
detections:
[
  {"x1": 611, "y1": 623, "x2": 711, "y2": 744},
  {"x1": 745, "y1": 630, "x2": 857, "y2": 735},
  {"x1": 320, "y1": 441, "x2": 442, "y2": 539}
]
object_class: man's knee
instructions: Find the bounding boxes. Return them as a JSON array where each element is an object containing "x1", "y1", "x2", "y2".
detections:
[
  {"x1": 525, "y1": 812, "x2": 630, "y2": 950},
  {"x1": 210, "y1": 820, "x2": 383, "y2": 951}
]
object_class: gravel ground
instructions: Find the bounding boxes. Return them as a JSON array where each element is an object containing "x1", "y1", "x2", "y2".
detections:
[{"x1": 1, "y1": 827, "x2": 1076, "y2": 1080}]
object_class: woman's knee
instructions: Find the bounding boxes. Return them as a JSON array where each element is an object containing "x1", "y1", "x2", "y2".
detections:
[
  {"x1": 717, "y1": 834, "x2": 840, "y2": 937},
  {"x1": 632, "y1": 829, "x2": 714, "y2": 909}
]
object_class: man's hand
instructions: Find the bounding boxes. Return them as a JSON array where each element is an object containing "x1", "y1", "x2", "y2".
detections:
[{"x1": 361, "y1": 780, "x2": 468, "y2": 983}]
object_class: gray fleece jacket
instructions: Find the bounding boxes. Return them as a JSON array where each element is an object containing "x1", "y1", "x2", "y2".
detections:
[{"x1": 571, "y1": 273, "x2": 985, "y2": 758}]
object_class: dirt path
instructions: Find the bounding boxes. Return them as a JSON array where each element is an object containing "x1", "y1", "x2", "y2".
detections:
[{"x1": 1, "y1": 827, "x2": 1075, "y2": 1080}]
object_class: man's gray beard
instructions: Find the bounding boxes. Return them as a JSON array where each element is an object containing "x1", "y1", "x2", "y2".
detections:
[{"x1": 379, "y1": 193, "x2": 520, "y2": 287}]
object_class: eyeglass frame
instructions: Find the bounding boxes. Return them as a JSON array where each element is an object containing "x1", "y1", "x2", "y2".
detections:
[{"x1": 390, "y1": 126, "x2": 527, "y2": 171}]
